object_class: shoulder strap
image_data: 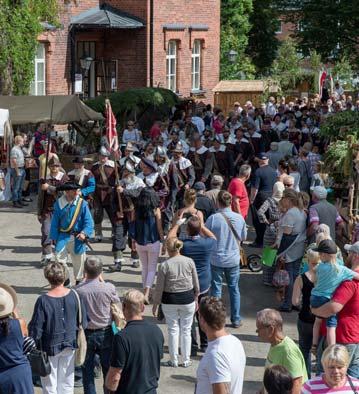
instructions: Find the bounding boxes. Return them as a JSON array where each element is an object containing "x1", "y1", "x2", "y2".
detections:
[
  {"x1": 59, "y1": 198, "x2": 83, "y2": 233},
  {"x1": 71, "y1": 289, "x2": 82, "y2": 327},
  {"x1": 220, "y1": 212, "x2": 241, "y2": 250},
  {"x1": 347, "y1": 375, "x2": 359, "y2": 394}
]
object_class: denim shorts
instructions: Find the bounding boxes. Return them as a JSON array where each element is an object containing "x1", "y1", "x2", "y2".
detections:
[{"x1": 310, "y1": 294, "x2": 337, "y2": 327}]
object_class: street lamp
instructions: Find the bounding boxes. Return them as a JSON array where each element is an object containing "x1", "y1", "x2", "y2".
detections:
[
  {"x1": 228, "y1": 49, "x2": 238, "y2": 63},
  {"x1": 80, "y1": 56, "x2": 93, "y2": 76}
]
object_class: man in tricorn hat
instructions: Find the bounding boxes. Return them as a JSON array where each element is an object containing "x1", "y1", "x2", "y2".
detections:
[
  {"x1": 91, "y1": 147, "x2": 116, "y2": 242},
  {"x1": 38, "y1": 156, "x2": 68, "y2": 266},
  {"x1": 170, "y1": 142, "x2": 195, "y2": 207},
  {"x1": 50, "y1": 181, "x2": 94, "y2": 285},
  {"x1": 67, "y1": 156, "x2": 96, "y2": 201},
  {"x1": 154, "y1": 146, "x2": 179, "y2": 232}
]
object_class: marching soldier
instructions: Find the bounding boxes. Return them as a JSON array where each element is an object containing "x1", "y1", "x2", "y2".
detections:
[
  {"x1": 209, "y1": 136, "x2": 235, "y2": 188},
  {"x1": 91, "y1": 147, "x2": 116, "y2": 242},
  {"x1": 67, "y1": 156, "x2": 96, "y2": 201},
  {"x1": 170, "y1": 142, "x2": 195, "y2": 207},
  {"x1": 37, "y1": 156, "x2": 68, "y2": 265},
  {"x1": 112, "y1": 160, "x2": 145, "y2": 270},
  {"x1": 220, "y1": 126, "x2": 236, "y2": 152},
  {"x1": 154, "y1": 146, "x2": 179, "y2": 232},
  {"x1": 50, "y1": 181, "x2": 94, "y2": 285},
  {"x1": 187, "y1": 136, "x2": 214, "y2": 183},
  {"x1": 119, "y1": 142, "x2": 141, "y2": 168},
  {"x1": 166, "y1": 130, "x2": 189, "y2": 158}
]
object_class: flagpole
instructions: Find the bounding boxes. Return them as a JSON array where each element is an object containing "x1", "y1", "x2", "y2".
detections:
[{"x1": 105, "y1": 98, "x2": 123, "y2": 218}]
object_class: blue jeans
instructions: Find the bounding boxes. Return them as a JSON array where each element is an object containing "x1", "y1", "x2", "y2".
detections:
[
  {"x1": 10, "y1": 168, "x2": 25, "y2": 202},
  {"x1": 211, "y1": 265, "x2": 240, "y2": 324},
  {"x1": 311, "y1": 295, "x2": 337, "y2": 327},
  {"x1": 281, "y1": 258, "x2": 301, "y2": 310},
  {"x1": 82, "y1": 327, "x2": 113, "y2": 394},
  {"x1": 343, "y1": 343, "x2": 359, "y2": 379}
]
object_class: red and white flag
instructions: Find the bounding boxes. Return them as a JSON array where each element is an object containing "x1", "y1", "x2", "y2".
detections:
[{"x1": 105, "y1": 99, "x2": 119, "y2": 153}]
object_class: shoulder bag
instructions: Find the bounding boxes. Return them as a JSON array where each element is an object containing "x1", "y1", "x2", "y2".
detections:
[
  {"x1": 27, "y1": 339, "x2": 51, "y2": 377},
  {"x1": 348, "y1": 375, "x2": 359, "y2": 394},
  {"x1": 72, "y1": 289, "x2": 87, "y2": 366},
  {"x1": 220, "y1": 212, "x2": 241, "y2": 251}
]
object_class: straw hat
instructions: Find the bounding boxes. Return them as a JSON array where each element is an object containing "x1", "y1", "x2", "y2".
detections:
[{"x1": 0, "y1": 283, "x2": 17, "y2": 318}]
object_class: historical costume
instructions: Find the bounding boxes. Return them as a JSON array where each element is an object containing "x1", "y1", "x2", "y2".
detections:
[
  {"x1": 209, "y1": 137, "x2": 234, "y2": 187},
  {"x1": 187, "y1": 139, "x2": 214, "y2": 183},
  {"x1": 67, "y1": 156, "x2": 95, "y2": 201}
]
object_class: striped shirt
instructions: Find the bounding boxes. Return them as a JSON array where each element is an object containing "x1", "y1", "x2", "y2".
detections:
[{"x1": 301, "y1": 375, "x2": 359, "y2": 393}]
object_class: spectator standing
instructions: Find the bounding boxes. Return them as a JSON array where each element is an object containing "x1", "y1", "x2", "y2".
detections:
[
  {"x1": 10, "y1": 135, "x2": 27, "y2": 208},
  {"x1": 106, "y1": 289, "x2": 164, "y2": 394},
  {"x1": 205, "y1": 175, "x2": 223, "y2": 206},
  {"x1": 193, "y1": 182, "x2": 216, "y2": 221},
  {"x1": 256, "y1": 309, "x2": 308, "y2": 393},
  {"x1": 131, "y1": 187, "x2": 165, "y2": 304},
  {"x1": 196, "y1": 297, "x2": 246, "y2": 394},
  {"x1": 206, "y1": 191, "x2": 247, "y2": 328},
  {"x1": 297, "y1": 147, "x2": 313, "y2": 193},
  {"x1": 301, "y1": 345, "x2": 359, "y2": 393},
  {"x1": 168, "y1": 215, "x2": 216, "y2": 355},
  {"x1": 250, "y1": 153, "x2": 277, "y2": 247},
  {"x1": 75, "y1": 256, "x2": 121, "y2": 394},
  {"x1": 228, "y1": 164, "x2": 251, "y2": 219},
  {"x1": 267, "y1": 142, "x2": 283, "y2": 170},
  {"x1": 312, "y1": 241, "x2": 359, "y2": 378},
  {"x1": 292, "y1": 248, "x2": 319, "y2": 376},
  {"x1": 0, "y1": 283, "x2": 34, "y2": 393},
  {"x1": 263, "y1": 365, "x2": 293, "y2": 394},
  {"x1": 152, "y1": 237, "x2": 199, "y2": 367},
  {"x1": 29, "y1": 262, "x2": 86, "y2": 394},
  {"x1": 308, "y1": 186, "x2": 344, "y2": 243}
]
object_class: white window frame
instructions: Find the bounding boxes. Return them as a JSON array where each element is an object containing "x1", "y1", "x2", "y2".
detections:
[
  {"x1": 30, "y1": 43, "x2": 46, "y2": 96},
  {"x1": 191, "y1": 40, "x2": 201, "y2": 91},
  {"x1": 166, "y1": 41, "x2": 177, "y2": 92},
  {"x1": 275, "y1": 20, "x2": 282, "y2": 34}
]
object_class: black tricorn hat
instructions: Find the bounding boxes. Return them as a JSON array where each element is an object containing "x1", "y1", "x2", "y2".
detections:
[
  {"x1": 57, "y1": 181, "x2": 81, "y2": 191},
  {"x1": 72, "y1": 156, "x2": 84, "y2": 164}
]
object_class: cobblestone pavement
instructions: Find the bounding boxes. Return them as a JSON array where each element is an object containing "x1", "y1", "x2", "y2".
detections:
[{"x1": 0, "y1": 201, "x2": 298, "y2": 393}]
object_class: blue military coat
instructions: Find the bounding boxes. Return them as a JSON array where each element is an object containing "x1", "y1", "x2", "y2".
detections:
[{"x1": 50, "y1": 195, "x2": 94, "y2": 254}]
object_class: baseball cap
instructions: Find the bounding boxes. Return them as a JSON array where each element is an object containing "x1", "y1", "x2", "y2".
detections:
[
  {"x1": 312, "y1": 239, "x2": 337, "y2": 254},
  {"x1": 193, "y1": 182, "x2": 206, "y2": 191},
  {"x1": 257, "y1": 152, "x2": 268, "y2": 160},
  {"x1": 344, "y1": 242, "x2": 359, "y2": 254}
]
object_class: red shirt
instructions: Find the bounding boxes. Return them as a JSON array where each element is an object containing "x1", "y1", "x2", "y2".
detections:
[
  {"x1": 332, "y1": 269, "x2": 359, "y2": 344},
  {"x1": 228, "y1": 178, "x2": 249, "y2": 219}
]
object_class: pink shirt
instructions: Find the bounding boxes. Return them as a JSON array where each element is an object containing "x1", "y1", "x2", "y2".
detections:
[{"x1": 301, "y1": 375, "x2": 359, "y2": 393}]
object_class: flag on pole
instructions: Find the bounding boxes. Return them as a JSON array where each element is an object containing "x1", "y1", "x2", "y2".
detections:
[{"x1": 105, "y1": 99, "x2": 119, "y2": 153}]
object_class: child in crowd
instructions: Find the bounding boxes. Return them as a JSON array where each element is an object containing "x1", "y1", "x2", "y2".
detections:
[{"x1": 310, "y1": 239, "x2": 359, "y2": 354}]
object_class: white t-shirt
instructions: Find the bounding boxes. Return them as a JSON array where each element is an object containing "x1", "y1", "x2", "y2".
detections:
[{"x1": 196, "y1": 334, "x2": 246, "y2": 394}]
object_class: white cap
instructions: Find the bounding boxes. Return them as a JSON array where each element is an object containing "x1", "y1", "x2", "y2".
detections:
[{"x1": 344, "y1": 242, "x2": 359, "y2": 255}]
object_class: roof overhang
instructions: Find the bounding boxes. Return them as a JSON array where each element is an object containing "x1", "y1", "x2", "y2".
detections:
[{"x1": 71, "y1": 3, "x2": 145, "y2": 30}]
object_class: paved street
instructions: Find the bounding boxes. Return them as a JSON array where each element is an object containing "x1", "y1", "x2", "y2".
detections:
[{"x1": 0, "y1": 201, "x2": 298, "y2": 393}]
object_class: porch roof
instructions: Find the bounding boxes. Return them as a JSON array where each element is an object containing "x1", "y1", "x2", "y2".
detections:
[{"x1": 71, "y1": 3, "x2": 145, "y2": 29}]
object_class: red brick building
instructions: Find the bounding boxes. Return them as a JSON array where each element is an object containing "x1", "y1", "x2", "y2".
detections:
[{"x1": 32, "y1": 0, "x2": 220, "y2": 103}]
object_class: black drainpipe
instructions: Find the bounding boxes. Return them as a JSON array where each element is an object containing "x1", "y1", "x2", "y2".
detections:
[
  {"x1": 70, "y1": 26, "x2": 76, "y2": 94},
  {"x1": 149, "y1": 0, "x2": 154, "y2": 87}
]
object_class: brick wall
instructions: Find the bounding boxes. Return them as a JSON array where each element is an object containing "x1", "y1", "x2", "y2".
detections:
[
  {"x1": 152, "y1": 0, "x2": 220, "y2": 104},
  {"x1": 39, "y1": 0, "x2": 220, "y2": 105}
]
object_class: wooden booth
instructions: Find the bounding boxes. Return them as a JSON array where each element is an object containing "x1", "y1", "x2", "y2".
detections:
[{"x1": 213, "y1": 80, "x2": 279, "y2": 114}]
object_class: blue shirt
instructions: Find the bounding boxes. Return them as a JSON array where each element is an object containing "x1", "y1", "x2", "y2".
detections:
[
  {"x1": 133, "y1": 215, "x2": 160, "y2": 245},
  {"x1": 205, "y1": 208, "x2": 247, "y2": 268},
  {"x1": 182, "y1": 236, "x2": 216, "y2": 293},
  {"x1": 312, "y1": 262, "x2": 355, "y2": 299}
]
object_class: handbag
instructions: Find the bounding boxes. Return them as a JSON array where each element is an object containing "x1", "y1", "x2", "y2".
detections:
[
  {"x1": 348, "y1": 375, "x2": 359, "y2": 394},
  {"x1": 27, "y1": 340, "x2": 51, "y2": 377},
  {"x1": 72, "y1": 289, "x2": 87, "y2": 367},
  {"x1": 272, "y1": 258, "x2": 290, "y2": 288}
]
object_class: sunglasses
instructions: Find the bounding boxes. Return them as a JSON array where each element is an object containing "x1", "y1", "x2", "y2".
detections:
[{"x1": 284, "y1": 183, "x2": 293, "y2": 187}]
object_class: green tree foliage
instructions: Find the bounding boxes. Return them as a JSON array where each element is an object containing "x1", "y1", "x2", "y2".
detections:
[
  {"x1": 271, "y1": 38, "x2": 303, "y2": 94},
  {"x1": 275, "y1": 0, "x2": 359, "y2": 65},
  {"x1": 0, "y1": 0, "x2": 60, "y2": 95},
  {"x1": 220, "y1": 0, "x2": 255, "y2": 80},
  {"x1": 246, "y1": 0, "x2": 280, "y2": 76}
]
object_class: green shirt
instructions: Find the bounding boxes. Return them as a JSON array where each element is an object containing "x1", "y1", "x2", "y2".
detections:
[{"x1": 266, "y1": 336, "x2": 308, "y2": 382}]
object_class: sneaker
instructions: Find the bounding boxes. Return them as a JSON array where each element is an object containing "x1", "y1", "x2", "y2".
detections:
[
  {"x1": 231, "y1": 321, "x2": 243, "y2": 328},
  {"x1": 40, "y1": 257, "x2": 52, "y2": 267},
  {"x1": 131, "y1": 259, "x2": 140, "y2": 268},
  {"x1": 13, "y1": 201, "x2": 23, "y2": 208},
  {"x1": 182, "y1": 360, "x2": 193, "y2": 368},
  {"x1": 109, "y1": 261, "x2": 123, "y2": 272},
  {"x1": 22, "y1": 197, "x2": 32, "y2": 202},
  {"x1": 19, "y1": 201, "x2": 29, "y2": 206}
]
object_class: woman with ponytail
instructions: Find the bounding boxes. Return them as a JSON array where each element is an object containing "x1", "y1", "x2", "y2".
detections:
[{"x1": 152, "y1": 237, "x2": 199, "y2": 368}]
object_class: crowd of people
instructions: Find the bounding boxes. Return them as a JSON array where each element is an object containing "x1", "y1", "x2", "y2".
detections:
[{"x1": 1, "y1": 89, "x2": 359, "y2": 393}]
